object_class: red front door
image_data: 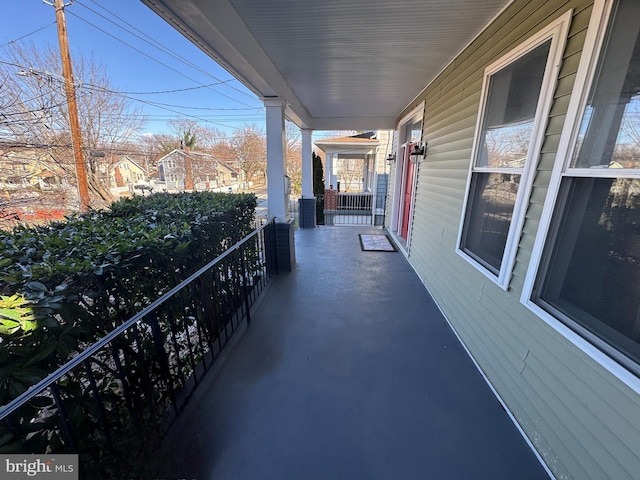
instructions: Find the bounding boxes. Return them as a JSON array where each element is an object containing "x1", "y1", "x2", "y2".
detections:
[{"x1": 401, "y1": 144, "x2": 415, "y2": 239}]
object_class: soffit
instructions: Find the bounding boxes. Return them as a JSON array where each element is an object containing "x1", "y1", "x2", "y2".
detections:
[{"x1": 141, "y1": 0, "x2": 510, "y2": 130}]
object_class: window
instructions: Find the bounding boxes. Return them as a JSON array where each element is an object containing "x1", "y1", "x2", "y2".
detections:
[
  {"x1": 458, "y1": 14, "x2": 571, "y2": 287},
  {"x1": 531, "y1": 0, "x2": 640, "y2": 370},
  {"x1": 405, "y1": 120, "x2": 422, "y2": 144}
]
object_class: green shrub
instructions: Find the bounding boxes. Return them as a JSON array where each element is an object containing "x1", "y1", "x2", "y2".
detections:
[
  {"x1": 0, "y1": 192, "x2": 257, "y2": 477},
  {"x1": 0, "y1": 191, "x2": 256, "y2": 390}
]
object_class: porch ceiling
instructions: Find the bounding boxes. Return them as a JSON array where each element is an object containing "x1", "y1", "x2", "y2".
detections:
[{"x1": 141, "y1": 0, "x2": 510, "y2": 130}]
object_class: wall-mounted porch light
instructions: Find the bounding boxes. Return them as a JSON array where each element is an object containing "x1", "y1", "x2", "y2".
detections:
[
  {"x1": 386, "y1": 153, "x2": 396, "y2": 164},
  {"x1": 410, "y1": 142, "x2": 427, "y2": 163}
]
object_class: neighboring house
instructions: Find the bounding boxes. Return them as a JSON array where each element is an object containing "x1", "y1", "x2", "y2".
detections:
[
  {"x1": 145, "y1": 1, "x2": 640, "y2": 477},
  {"x1": 0, "y1": 148, "x2": 70, "y2": 224},
  {"x1": 216, "y1": 160, "x2": 239, "y2": 186},
  {"x1": 0, "y1": 149, "x2": 65, "y2": 189},
  {"x1": 315, "y1": 131, "x2": 393, "y2": 225},
  {"x1": 315, "y1": 131, "x2": 393, "y2": 193},
  {"x1": 157, "y1": 149, "x2": 233, "y2": 191},
  {"x1": 109, "y1": 156, "x2": 146, "y2": 189}
]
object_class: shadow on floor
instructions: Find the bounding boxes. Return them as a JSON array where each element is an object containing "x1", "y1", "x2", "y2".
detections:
[{"x1": 146, "y1": 226, "x2": 548, "y2": 480}]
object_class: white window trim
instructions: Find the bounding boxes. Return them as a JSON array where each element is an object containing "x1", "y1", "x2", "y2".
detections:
[
  {"x1": 456, "y1": 11, "x2": 573, "y2": 290},
  {"x1": 521, "y1": 0, "x2": 640, "y2": 393}
]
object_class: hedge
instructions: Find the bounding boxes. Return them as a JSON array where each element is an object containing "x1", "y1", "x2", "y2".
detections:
[{"x1": 0, "y1": 192, "x2": 257, "y2": 477}]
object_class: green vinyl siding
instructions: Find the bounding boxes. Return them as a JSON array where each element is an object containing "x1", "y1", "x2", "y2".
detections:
[{"x1": 396, "y1": 0, "x2": 640, "y2": 479}]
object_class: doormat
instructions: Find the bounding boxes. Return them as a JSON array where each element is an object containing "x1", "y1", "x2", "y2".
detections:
[{"x1": 359, "y1": 234, "x2": 396, "y2": 252}]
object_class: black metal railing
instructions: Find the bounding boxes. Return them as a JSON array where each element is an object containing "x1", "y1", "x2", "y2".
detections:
[
  {"x1": 286, "y1": 193, "x2": 388, "y2": 227},
  {"x1": 0, "y1": 219, "x2": 277, "y2": 479},
  {"x1": 321, "y1": 192, "x2": 387, "y2": 226}
]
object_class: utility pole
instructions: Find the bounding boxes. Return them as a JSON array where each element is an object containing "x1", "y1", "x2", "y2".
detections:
[{"x1": 49, "y1": 0, "x2": 91, "y2": 212}]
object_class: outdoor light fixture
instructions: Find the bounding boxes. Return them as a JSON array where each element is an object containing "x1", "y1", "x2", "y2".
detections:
[
  {"x1": 410, "y1": 143, "x2": 427, "y2": 163},
  {"x1": 386, "y1": 153, "x2": 396, "y2": 163}
]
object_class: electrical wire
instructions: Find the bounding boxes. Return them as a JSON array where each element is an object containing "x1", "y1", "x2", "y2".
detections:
[
  {"x1": 113, "y1": 83, "x2": 234, "y2": 96},
  {"x1": 79, "y1": 82, "x2": 264, "y2": 112},
  {"x1": 78, "y1": 0, "x2": 256, "y2": 102},
  {"x1": 66, "y1": 10, "x2": 259, "y2": 109},
  {"x1": 0, "y1": 58, "x2": 248, "y2": 100},
  {"x1": 0, "y1": 22, "x2": 57, "y2": 48},
  {"x1": 1, "y1": 59, "x2": 265, "y2": 130},
  {"x1": 0, "y1": 8, "x2": 281, "y2": 149}
]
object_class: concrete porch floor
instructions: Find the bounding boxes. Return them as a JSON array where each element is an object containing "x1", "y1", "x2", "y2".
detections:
[{"x1": 149, "y1": 226, "x2": 549, "y2": 480}]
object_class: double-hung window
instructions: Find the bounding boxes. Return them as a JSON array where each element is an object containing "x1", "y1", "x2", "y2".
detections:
[
  {"x1": 458, "y1": 14, "x2": 571, "y2": 288},
  {"x1": 529, "y1": 0, "x2": 640, "y2": 372}
]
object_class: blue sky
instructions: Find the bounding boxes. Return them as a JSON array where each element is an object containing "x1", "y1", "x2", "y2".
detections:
[{"x1": 1, "y1": 0, "x2": 265, "y2": 136}]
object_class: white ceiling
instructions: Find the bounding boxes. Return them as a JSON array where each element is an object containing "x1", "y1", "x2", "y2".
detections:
[{"x1": 141, "y1": 0, "x2": 511, "y2": 130}]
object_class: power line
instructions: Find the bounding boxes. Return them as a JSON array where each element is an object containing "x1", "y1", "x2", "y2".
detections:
[
  {"x1": 66, "y1": 10, "x2": 259, "y2": 109},
  {"x1": 1, "y1": 58, "x2": 262, "y2": 131},
  {"x1": 78, "y1": 0, "x2": 257, "y2": 102},
  {"x1": 115, "y1": 83, "x2": 234, "y2": 96},
  {"x1": 0, "y1": 58, "x2": 247, "y2": 99},
  {"x1": 79, "y1": 82, "x2": 264, "y2": 112},
  {"x1": 0, "y1": 22, "x2": 57, "y2": 48}
]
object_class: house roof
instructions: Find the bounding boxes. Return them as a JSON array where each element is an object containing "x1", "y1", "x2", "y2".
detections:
[
  {"x1": 157, "y1": 149, "x2": 237, "y2": 174},
  {"x1": 141, "y1": 0, "x2": 510, "y2": 130},
  {"x1": 216, "y1": 161, "x2": 239, "y2": 175},
  {"x1": 157, "y1": 149, "x2": 215, "y2": 164},
  {"x1": 34, "y1": 169, "x2": 57, "y2": 179},
  {"x1": 0, "y1": 148, "x2": 64, "y2": 176},
  {"x1": 314, "y1": 133, "x2": 380, "y2": 153},
  {"x1": 316, "y1": 136, "x2": 379, "y2": 144},
  {"x1": 111, "y1": 156, "x2": 145, "y2": 172}
]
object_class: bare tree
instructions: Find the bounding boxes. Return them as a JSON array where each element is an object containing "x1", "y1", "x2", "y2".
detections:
[
  {"x1": 285, "y1": 120, "x2": 302, "y2": 193},
  {"x1": 209, "y1": 133, "x2": 235, "y2": 163},
  {"x1": 230, "y1": 124, "x2": 266, "y2": 186},
  {"x1": 197, "y1": 126, "x2": 229, "y2": 151},
  {"x1": 482, "y1": 124, "x2": 532, "y2": 168},
  {"x1": 618, "y1": 110, "x2": 640, "y2": 167},
  {"x1": 168, "y1": 118, "x2": 201, "y2": 149},
  {"x1": 167, "y1": 119, "x2": 227, "y2": 152},
  {"x1": 143, "y1": 133, "x2": 180, "y2": 158},
  {"x1": 0, "y1": 42, "x2": 147, "y2": 206}
]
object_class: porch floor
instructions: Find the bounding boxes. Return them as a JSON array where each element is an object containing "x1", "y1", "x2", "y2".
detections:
[{"x1": 150, "y1": 226, "x2": 548, "y2": 480}]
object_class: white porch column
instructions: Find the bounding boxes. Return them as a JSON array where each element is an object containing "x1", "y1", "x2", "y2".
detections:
[
  {"x1": 325, "y1": 153, "x2": 333, "y2": 190},
  {"x1": 264, "y1": 98, "x2": 288, "y2": 222},
  {"x1": 301, "y1": 128, "x2": 313, "y2": 198}
]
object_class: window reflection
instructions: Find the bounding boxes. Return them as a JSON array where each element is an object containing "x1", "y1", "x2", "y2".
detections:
[
  {"x1": 475, "y1": 40, "x2": 550, "y2": 168},
  {"x1": 462, "y1": 173, "x2": 521, "y2": 272},
  {"x1": 539, "y1": 178, "x2": 640, "y2": 362},
  {"x1": 479, "y1": 122, "x2": 533, "y2": 169},
  {"x1": 570, "y1": 6, "x2": 640, "y2": 170}
]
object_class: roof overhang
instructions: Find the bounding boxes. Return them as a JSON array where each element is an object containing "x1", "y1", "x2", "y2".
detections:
[
  {"x1": 315, "y1": 136, "x2": 380, "y2": 155},
  {"x1": 141, "y1": 0, "x2": 511, "y2": 130}
]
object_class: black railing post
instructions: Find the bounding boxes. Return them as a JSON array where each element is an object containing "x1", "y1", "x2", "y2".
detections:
[
  {"x1": 49, "y1": 383, "x2": 77, "y2": 451},
  {"x1": 149, "y1": 312, "x2": 178, "y2": 415},
  {"x1": 110, "y1": 344, "x2": 138, "y2": 423},
  {"x1": 240, "y1": 243, "x2": 252, "y2": 326},
  {"x1": 83, "y1": 359, "x2": 113, "y2": 448},
  {"x1": 132, "y1": 324, "x2": 156, "y2": 404}
]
